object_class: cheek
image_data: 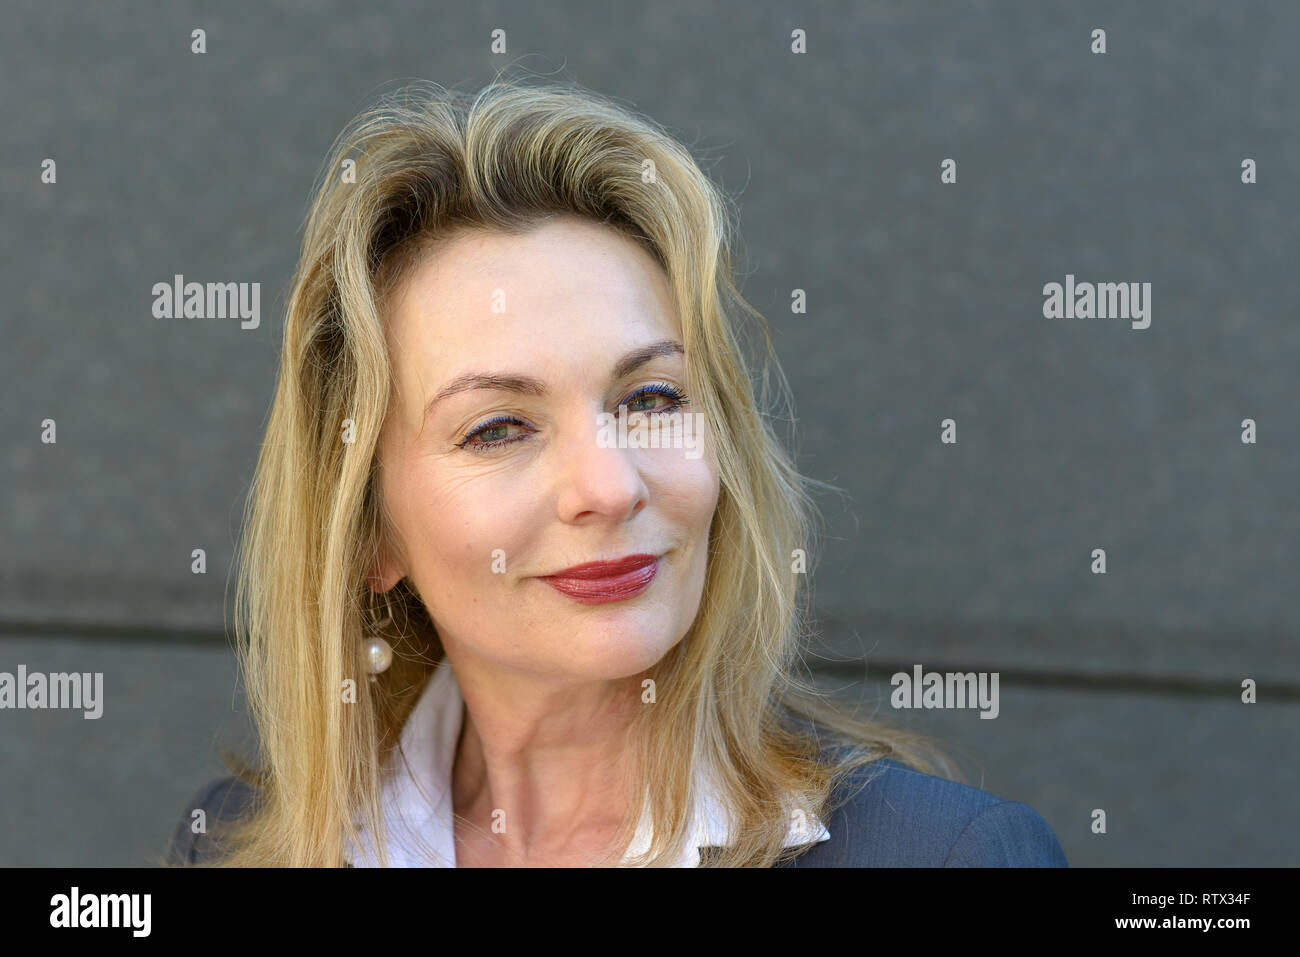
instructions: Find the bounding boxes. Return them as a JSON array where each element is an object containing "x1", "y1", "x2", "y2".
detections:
[
  {"x1": 388, "y1": 463, "x2": 546, "y2": 585},
  {"x1": 645, "y1": 450, "x2": 721, "y2": 532}
]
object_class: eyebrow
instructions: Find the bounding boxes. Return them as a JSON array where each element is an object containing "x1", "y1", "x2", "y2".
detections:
[{"x1": 423, "y1": 338, "x2": 685, "y2": 420}]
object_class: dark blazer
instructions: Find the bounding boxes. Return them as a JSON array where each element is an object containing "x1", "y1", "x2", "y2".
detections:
[{"x1": 166, "y1": 757, "x2": 1067, "y2": 867}]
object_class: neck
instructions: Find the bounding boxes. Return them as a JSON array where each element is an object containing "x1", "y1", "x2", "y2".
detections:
[{"x1": 448, "y1": 655, "x2": 645, "y2": 865}]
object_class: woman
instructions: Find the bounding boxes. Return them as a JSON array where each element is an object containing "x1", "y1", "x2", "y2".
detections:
[{"x1": 164, "y1": 75, "x2": 1067, "y2": 867}]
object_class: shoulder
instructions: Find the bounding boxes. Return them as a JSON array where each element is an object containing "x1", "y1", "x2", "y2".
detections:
[
  {"x1": 165, "y1": 775, "x2": 259, "y2": 866},
  {"x1": 784, "y1": 757, "x2": 1069, "y2": 868}
]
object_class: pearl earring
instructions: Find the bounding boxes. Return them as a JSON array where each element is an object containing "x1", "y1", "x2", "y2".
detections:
[{"x1": 365, "y1": 593, "x2": 394, "y2": 678}]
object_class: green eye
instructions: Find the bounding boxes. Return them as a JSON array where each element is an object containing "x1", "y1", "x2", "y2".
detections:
[
  {"x1": 455, "y1": 415, "x2": 531, "y2": 453},
  {"x1": 620, "y1": 383, "x2": 690, "y2": 412}
]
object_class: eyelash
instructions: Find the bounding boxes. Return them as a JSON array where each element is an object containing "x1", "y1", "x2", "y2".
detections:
[{"x1": 454, "y1": 383, "x2": 691, "y2": 454}]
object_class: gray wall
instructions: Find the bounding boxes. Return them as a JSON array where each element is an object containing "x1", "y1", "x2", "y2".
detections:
[{"x1": 1, "y1": 0, "x2": 1295, "y2": 865}]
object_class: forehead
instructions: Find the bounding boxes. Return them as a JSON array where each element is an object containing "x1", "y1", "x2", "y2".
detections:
[{"x1": 383, "y1": 216, "x2": 680, "y2": 353}]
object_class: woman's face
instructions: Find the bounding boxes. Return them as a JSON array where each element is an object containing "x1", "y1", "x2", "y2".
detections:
[{"x1": 372, "y1": 215, "x2": 720, "y2": 682}]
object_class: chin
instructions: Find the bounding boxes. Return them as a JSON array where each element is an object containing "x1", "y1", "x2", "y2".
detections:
[{"x1": 558, "y1": 622, "x2": 684, "y2": 679}]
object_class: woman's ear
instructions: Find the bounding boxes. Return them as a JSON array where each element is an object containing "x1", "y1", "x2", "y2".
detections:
[{"x1": 366, "y1": 546, "x2": 405, "y2": 593}]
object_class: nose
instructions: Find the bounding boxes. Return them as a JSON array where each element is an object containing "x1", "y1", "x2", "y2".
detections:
[{"x1": 552, "y1": 410, "x2": 649, "y2": 524}]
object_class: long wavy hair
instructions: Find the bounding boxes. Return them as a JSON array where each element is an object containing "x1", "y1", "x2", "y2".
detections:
[{"x1": 183, "y1": 72, "x2": 960, "y2": 867}]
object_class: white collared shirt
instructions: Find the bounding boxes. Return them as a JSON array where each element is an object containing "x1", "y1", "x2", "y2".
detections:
[{"x1": 345, "y1": 661, "x2": 830, "y2": 866}]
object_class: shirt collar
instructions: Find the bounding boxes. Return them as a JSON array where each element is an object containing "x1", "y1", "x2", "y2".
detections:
[{"x1": 346, "y1": 661, "x2": 830, "y2": 867}]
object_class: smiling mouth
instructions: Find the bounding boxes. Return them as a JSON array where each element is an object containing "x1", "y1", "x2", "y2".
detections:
[{"x1": 540, "y1": 553, "x2": 659, "y2": 604}]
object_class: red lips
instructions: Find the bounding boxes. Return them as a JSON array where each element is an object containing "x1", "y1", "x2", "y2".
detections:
[{"x1": 541, "y1": 553, "x2": 659, "y2": 604}]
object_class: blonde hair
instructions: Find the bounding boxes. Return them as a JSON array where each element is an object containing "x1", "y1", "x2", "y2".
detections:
[{"x1": 176, "y1": 72, "x2": 961, "y2": 867}]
